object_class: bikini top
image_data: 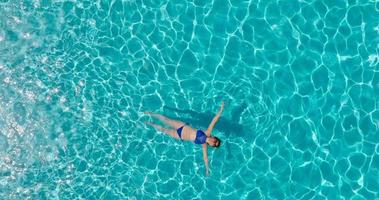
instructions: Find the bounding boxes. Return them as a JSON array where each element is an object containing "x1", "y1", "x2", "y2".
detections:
[{"x1": 194, "y1": 130, "x2": 207, "y2": 144}]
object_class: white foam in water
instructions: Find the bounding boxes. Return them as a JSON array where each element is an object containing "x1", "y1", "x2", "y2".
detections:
[
  {"x1": 337, "y1": 54, "x2": 350, "y2": 61},
  {"x1": 358, "y1": 176, "x2": 363, "y2": 186},
  {"x1": 55, "y1": 58, "x2": 63, "y2": 68},
  {"x1": 36, "y1": 80, "x2": 43, "y2": 88},
  {"x1": 374, "y1": 25, "x2": 379, "y2": 34},
  {"x1": 24, "y1": 90, "x2": 36, "y2": 101},
  {"x1": 160, "y1": 5, "x2": 169, "y2": 21},
  {"x1": 22, "y1": 32, "x2": 31, "y2": 39},
  {"x1": 51, "y1": 88, "x2": 59, "y2": 93},
  {"x1": 12, "y1": 16, "x2": 21, "y2": 24},
  {"x1": 33, "y1": 0, "x2": 40, "y2": 8},
  {"x1": 321, "y1": 179, "x2": 334, "y2": 187},
  {"x1": 119, "y1": 111, "x2": 127, "y2": 116},
  {"x1": 15, "y1": 124, "x2": 25, "y2": 135},
  {"x1": 41, "y1": 56, "x2": 48, "y2": 63},
  {"x1": 4, "y1": 77, "x2": 11, "y2": 84},
  {"x1": 88, "y1": 19, "x2": 96, "y2": 27},
  {"x1": 59, "y1": 96, "x2": 66, "y2": 103},
  {"x1": 368, "y1": 54, "x2": 379, "y2": 67},
  {"x1": 79, "y1": 80, "x2": 85, "y2": 86},
  {"x1": 321, "y1": 148, "x2": 330, "y2": 155}
]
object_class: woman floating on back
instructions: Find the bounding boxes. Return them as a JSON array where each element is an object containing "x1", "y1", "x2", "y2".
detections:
[{"x1": 144, "y1": 101, "x2": 224, "y2": 176}]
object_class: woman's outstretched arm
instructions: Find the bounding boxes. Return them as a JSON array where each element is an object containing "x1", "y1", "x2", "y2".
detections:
[
  {"x1": 202, "y1": 144, "x2": 209, "y2": 176},
  {"x1": 205, "y1": 101, "x2": 224, "y2": 136}
]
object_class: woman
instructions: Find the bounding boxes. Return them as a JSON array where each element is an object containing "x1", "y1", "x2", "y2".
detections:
[{"x1": 144, "y1": 102, "x2": 224, "y2": 176}]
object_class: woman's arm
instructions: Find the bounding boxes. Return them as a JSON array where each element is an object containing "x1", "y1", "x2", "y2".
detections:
[
  {"x1": 202, "y1": 144, "x2": 209, "y2": 176},
  {"x1": 205, "y1": 101, "x2": 224, "y2": 136}
]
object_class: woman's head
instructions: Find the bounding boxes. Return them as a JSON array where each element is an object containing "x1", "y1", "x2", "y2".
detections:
[{"x1": 207, "y1": 136, "x2": 221, "y2": 148}]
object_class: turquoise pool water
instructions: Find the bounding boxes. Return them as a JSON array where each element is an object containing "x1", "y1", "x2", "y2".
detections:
[{"x1": 1, "y1": 0, "x2": 379, "y2": 199}]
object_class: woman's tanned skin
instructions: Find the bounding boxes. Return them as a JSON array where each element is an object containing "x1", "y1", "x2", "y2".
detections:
[{"x1": 144, "y1": 102, "x2": 224, "y2": 176}]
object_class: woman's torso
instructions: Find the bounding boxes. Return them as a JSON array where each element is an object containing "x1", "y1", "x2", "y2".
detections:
[
  {"x1": 180, "y1": 125, "x2": 208, "y2": 142},
  {"x1": 180, "y1": 126, "x2": 197, "y2": 141}
]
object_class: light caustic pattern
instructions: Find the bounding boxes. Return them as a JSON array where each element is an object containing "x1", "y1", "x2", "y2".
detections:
[{"x1": 0, "y1": 0, "x2": 379, "y2": 199}]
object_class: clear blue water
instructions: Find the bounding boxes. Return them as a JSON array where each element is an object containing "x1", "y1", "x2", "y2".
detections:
[{"x1": 1, "y1": 0, "x2": 379, "y2": 199}]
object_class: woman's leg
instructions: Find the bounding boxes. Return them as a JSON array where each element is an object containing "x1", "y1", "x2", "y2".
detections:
[
  {"x1": 144, "y1": 122, "x2": 180, "y2": 139},
  {"x1": 144, "y1": 112, "x2": 185, "y2": 129}
]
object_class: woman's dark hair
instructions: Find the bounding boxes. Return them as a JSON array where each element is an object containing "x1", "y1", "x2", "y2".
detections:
[{"x1": 214, "y1": 136, "x2": 221, "y2": 148}]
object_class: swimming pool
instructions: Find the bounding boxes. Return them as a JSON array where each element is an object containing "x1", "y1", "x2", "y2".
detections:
[{"x1": 1, "y1": 0, "x2": 378, "y2": 199}]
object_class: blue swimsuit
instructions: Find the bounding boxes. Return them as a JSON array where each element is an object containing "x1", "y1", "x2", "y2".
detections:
[
  {"x1": 177, "y1": 126, "x2": 207, "y2": 145},
  {"x1": 194, "y1": 130, "x2": 207, "y2": 144},
  {"x1": 177, "y1": 126, "x2": 185, "y2": 139}
]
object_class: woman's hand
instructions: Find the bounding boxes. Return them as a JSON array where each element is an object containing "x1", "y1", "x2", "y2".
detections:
[
  {"x1": 205, "y1": 101, "x2": 224, "y2": 136},
  {"x1": 219, "y1": 101, "x2": 224, "y2": 113}
]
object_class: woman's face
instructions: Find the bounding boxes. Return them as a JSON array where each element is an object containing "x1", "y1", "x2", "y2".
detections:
[{"x1": 208, "y1": 137, "x2": 220, "y2": 147}]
